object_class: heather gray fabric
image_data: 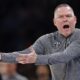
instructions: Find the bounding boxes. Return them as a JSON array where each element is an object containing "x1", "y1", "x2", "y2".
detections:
[
  {"x1": 1, "y1": 28, "x2": 80, "y2": 80},
  {"x1": 36, "y1": 40, "x2": 80, "y2": 64},
  {"x1": 32, "y1": 28, "x2": 80, "y2": 80}
]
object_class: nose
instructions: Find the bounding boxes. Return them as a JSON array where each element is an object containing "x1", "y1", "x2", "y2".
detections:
[{"x1": 63, "y1": 16, "x2": 68, "y2": 22}]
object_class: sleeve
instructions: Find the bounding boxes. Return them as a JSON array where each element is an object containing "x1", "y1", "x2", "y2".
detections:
[
  {"x1": 0, "y1": 36, "x2": 45, "y2": 63},
  {"x1": 32, "y1": 36, "x2": 45, "y2": 55},
  {"x1": 36, "y1": 40, "x2": 80, "y2": 64},
  {"x1": 0, "y1": 52, "x2": 19, "y2": 63},
  {"x1": 17, "y1": 35, "x2": 46, "y2": 55},
  {"x1": 0, "y1": 47, "x2": 34, "y2": 63}
]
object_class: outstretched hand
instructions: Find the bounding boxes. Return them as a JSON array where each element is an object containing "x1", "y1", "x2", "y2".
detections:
[{"x1": 16, "y1": 47, "x2": 37, "y2": 64}]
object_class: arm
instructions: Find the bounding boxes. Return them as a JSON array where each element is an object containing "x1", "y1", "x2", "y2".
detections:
[
  {"x1": 0, "y1": 35, "x2": 46, "y2": 63},
  {"x1": 13, "y1": 40, "x2": 80, "y2": 64},
  {"x1": 36, "y1": 40, "x2": 80, "y2": 64},
  {"x1": 0, "y1": 47, "x2": 32, "y2": 63},
  {"x1": 0, "y1": 52, "x2": 19, "y2": 63}
]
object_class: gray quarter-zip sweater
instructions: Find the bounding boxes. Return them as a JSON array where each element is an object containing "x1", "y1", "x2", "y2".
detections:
[
  {"x1": 32, "y1": 28, "x2": 80, "y2": 80},
  {"x1": 1, "y1": 28, "x2": 80, "y2": 80}
]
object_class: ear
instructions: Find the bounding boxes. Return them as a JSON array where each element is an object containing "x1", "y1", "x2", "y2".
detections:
[
  {"x1": 53, "y1": 18, "x2": 57, "y2": 26},
  {"x1": 74, "y1": 16, "x2": 77, "y2": 24}
]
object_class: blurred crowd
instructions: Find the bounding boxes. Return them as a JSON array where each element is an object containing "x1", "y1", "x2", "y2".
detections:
[{"x1": 0, "y1": 63, "x2": 51, "y2": 80}]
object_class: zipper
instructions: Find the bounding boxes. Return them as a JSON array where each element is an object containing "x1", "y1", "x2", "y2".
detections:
[{"x1": 63, "y1": 38, "x2": 68, "y2": 80}]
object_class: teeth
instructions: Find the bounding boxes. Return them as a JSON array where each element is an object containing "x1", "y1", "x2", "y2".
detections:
[{"x1": 63, "y1": 25, "x2": 69, "y2": 29}]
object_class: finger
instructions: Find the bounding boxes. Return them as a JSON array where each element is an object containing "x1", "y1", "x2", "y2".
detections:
[
  {"x1": 18, "y1": 61, "x2": 27, "y2": 64},
  {"x1": 18, "y1": 58, "x2": 31, "y2": 64},
  {"x1": 16, "y1": 56, "x2": 27, "y2": 62}
]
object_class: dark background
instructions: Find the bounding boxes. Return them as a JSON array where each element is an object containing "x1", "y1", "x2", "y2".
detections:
[{"x1": 0, "y1": 0, "x2": 80, "y2": 79}]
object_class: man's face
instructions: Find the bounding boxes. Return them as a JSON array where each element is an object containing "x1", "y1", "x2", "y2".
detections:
[
  {"x1": 53, "y1": 6, "x2": 77, "y2": 37},
  {"x1": 36, "y1": 66, "x2": 50, "y2": 80},
  {"x1": 0, "y1": 62, "x2": 16, "y2": 75}
]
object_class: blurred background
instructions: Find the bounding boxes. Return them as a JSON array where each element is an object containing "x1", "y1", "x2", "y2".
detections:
[{"x1": 0, "y1": 0, "x2": 80, "y2": 80}]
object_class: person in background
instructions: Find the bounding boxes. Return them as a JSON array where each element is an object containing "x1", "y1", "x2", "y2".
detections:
[
  {"x1": 0, "y1": 62, "x2": 28, "y2": 80},
  {"x1": 36, "y1": 65, "x2": 52, "y2": 80}
]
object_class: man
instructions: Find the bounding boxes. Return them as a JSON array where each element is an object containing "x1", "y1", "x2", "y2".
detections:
[
  {"x1": 36, "y1": 65, "x2": 51, "y2": 80},
  {"x1": 0, "y1": 62, "x2": 28, "y2": 80},
  {"x1": 0, "y1": 3, "x2": 80, "y2": 80}
]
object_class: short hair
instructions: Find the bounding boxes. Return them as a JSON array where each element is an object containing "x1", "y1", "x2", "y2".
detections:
[{"x1": 54, "y1": 3, "x2": 74, "y2": 17}]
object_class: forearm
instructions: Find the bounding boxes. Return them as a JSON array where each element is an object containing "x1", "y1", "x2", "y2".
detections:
[
  {"x1": 0, "y1": 52, "x2": 19, "y2": 63},
  {"x1": 36, "y1": 40, "x2": 80, "y2": 64},
  {"x1": 0, "y1": 47, "x2": 32, "y2": 63}
]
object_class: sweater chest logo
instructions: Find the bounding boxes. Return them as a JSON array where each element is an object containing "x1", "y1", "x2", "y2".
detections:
[{"x1": 52, "y1": 42, "x2": 61, "y2": 48}]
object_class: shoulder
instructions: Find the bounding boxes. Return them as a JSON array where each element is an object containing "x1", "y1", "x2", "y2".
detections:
[
  {"x1": 73, "y1": 28, "x2": 80, "y2": 38},
  {"x1": 16, "y1": 73, "x2": 28, "y2": 80},
  {"x1": 75, "y1": 28, "x2": 80, "y2": 33},
  {"x1": 36, "y1": 31, "x2": 57, "y2": 42}
]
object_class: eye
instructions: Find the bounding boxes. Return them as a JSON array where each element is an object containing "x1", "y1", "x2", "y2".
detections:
[
  {"x1": 66, "y1": 14, "x2": 72, "y2": 18},
  {"x1": 58, "y1": 15, "x2": 63, "y2": 18}
]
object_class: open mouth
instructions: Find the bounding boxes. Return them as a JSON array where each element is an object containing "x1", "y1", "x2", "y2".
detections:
[{"x1": 63, "y1": 25, "x2": 69, "y2": 29}]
